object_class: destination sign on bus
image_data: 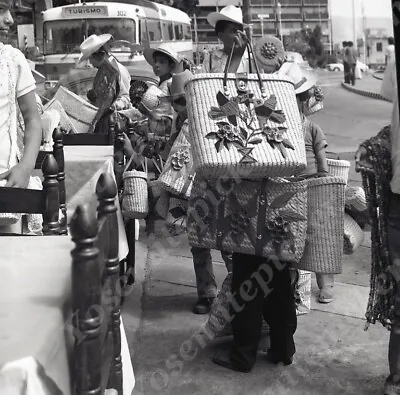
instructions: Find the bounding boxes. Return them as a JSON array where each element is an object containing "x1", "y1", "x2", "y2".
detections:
[{"x1": 62, "y1": 6, "x2": 108, "y2": 17}]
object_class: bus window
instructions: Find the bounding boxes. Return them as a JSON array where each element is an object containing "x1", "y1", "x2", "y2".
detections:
[
  {"x1": 140, "y1": 19, "x2": 148, "y2": 44},
  {"x1": 87, "y1": 19, "x2": 136, "y2": 43},
  {"x1": 161, "y1": 22, "x2": 173, "y2": 41},
  {"x1": 147, "y1": 19, "x2": 162, "y2": 41},
  {"x1": 183, "y1": 24, "x2": 191, "y2": 40},
  {"x1": 174, "y1": 23, "x2": 183, "y2": 40},
  {"x1": 43, "y1": 20, "x2": 84, "y2": 55}
]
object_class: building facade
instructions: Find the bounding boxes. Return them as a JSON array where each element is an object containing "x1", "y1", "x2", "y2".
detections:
[{"x1": 194, "y1": 0, "x2": 331, "y2": 50}]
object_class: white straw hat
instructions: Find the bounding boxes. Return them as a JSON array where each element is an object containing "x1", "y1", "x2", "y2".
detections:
[
  {"x1": 78, "y1": 34, "x2": 113, "y2": 64},
  {"x1": 143, "y1": 43, "x2": 179, "y2": 66},
  {"x1": 278, "y1": 62, "x2": 318, "y2": 94},
  {"x1": 207, "y1": 5, "x2": 244, "y2": 28}
]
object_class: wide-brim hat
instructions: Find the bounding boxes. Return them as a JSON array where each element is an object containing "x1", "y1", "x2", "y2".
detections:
[
  {"x1": 78, "y1": 34, "x2": 112, "y2": 64},
  {"x1": 139, "y1": 84, "x2": 171, "y2": 119},
  {"x1": 207, "y1": 5, "x2": 244, "y2": 28},
  {"x1": 254, "y1": 35, "x2": 285, "y2": 74},
  {"x1": 278, "y1": 62, "x2": 318, "y2": 94},
  {"x1": 162, "y1": 70, "x2": 193, "y2": 100},
  {"x1": 143, "y1": 43, "x2": 179, "y2": 66}
]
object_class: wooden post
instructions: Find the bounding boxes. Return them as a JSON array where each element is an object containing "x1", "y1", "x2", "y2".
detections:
[{"x1": 392, "y1": 1, "x2": 400, "y2": 119}]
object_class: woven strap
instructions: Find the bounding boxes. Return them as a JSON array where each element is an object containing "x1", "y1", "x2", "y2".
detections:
[{"x1": 255, "y1": 179, "x2": 268, "y2": 256}]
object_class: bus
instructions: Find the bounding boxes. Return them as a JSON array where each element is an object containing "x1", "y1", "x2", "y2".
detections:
[{"x1": 42, "y1": 0, "x2": 193, "y2": 87}]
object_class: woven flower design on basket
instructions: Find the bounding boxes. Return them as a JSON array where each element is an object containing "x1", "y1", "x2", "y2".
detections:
[
  {"x1": 263, "y1": 126, "x2": 295, "y2": 159},
  {"x1": 207, "y1": 86, "x2": 292, "y2": 164},
  {"x1": 230, "y1": 209, "x2": 251, "y2": 235},
  {"x1": 171, "y1": 149, "x2": 190, "y2": 170}
]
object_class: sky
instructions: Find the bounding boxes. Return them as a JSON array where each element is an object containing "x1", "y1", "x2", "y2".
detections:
[{"x1": 330, "y1": 0, "x2": 392, "y2": 18}]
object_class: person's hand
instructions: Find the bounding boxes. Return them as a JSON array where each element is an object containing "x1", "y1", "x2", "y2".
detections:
[
  {"x1": 122, "y1": 132, "x2": 134, "y2": 157},
  {"x1": 233, "y1": 30, "x2": 248, "y2": 53},
  {"x1": 355, "y1": 146, "x2": 373, "y2": 173},
  {"x1": 0, "y1": 163, "x2": 32, "y2": 188}
]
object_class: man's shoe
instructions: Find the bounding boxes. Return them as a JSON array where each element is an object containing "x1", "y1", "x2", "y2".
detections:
[
  {"x1": 193, "y1": 297, "x2": 215, "y2": 314},
  {"x1": 212, "y1": 349, "x2": 252, "y2": 373},
  {"x1": 266, "y1": 351, "x2": 293, "y2": 366}
]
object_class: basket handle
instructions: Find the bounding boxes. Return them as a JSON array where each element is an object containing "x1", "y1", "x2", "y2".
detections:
[{"x1": 222, "y1": 35, "x2": 267, "y2": 98}]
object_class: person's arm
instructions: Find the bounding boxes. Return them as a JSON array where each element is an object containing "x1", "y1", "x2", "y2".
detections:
[
  {"x1": 312, "y1": 124, "x2": 329, "y2": 175},
  {"x1": 0, "y1": 50, "x2": 41, "y2": 188}
]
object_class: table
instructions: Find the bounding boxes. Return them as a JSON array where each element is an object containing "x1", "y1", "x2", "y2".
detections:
[{"x1": 0, "y1": 236, "x2": 135, "y2": 395}]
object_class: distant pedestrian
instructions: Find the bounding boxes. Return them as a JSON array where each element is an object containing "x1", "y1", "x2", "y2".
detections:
[
  {"x1": 385, "y1": 36, "x2": 395, "y2": 66},
  {"x1": 342, "y1": 41, "x2": 350, "y2": 84},
  {"x1": 345, "y1": 41, "x2": 358, "y2": 86}
]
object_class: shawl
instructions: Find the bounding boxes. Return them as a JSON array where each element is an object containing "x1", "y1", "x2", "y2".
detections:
[{"x1": 360, "y1": 125, "x2": 393, "y2": 330}]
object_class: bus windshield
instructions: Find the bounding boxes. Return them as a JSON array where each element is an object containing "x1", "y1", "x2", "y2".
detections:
[{"x1": 44, "y1": 18, "x2": 136, "y2": 55}]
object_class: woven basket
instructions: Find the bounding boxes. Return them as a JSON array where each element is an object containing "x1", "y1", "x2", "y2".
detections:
[
  {"x1": 186, "y1": 73, "x2": 306, "y2": 179},
  {"x1": 343, "y1": 212, "x2": 365, "y2": 255},
  {"x1": 345, "y1": 186, "x2": 367, "y2": 212},
  {"x1": 188, "y1": 177, "x2": 308, "y2": 263},
  {"x1": 327, "y1": 159, "x2": 351, "y2": 184},
  {"x1": 43, "y1": 98, "x2": 77, "y2": 134},
  {"x1": 0, "y1": 212, "x2": 21, "y2": 226},
  {"x1": 53, "y1": 86, "x2": 98, "y2": 134},
  {"x1": 298, "y1": 176, "x2": 346, "y2": 274},
  {"x1": 122, "y1": 170, "x2": 148, "y2": 219},
  {"x1": 158, "y1": 130, "x2": 195, "y2": 199},
  {"x1": 166, "y1": 197, "x2": 187, "y2": 229}
]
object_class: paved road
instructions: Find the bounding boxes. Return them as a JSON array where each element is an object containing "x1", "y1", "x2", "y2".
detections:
[{"x1": 311, "y1": 72, "x2": 392, "y2": 154}]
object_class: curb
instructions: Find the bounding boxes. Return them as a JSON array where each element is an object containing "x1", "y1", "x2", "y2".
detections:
[{"x1": 341, "y1": 82, "x2": 390, "y2": 102}]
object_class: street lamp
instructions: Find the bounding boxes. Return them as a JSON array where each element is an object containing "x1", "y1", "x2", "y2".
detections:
[
  {"x1": 258, "y1": 14, "x2": 269, "y2": 37},
  {"x1": 277, "y1": 2, "x2": 283, "y2": 43}
]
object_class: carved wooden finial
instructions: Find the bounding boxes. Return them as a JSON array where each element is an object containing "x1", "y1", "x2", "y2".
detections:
[
  {"x1": 96, "y1": 172, "x2": 117, "y2": 201},
  {"x1": 52, "y1": 127, "x2": 64, "y2": 144},
  {"x1": 70, "y1": 204, "x2": 98, "y2": 241},
  {"x1": 42, "y1": 153, "x2": 58, "y2": 176}
]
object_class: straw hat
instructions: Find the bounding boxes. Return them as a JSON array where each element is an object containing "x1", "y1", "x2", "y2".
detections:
[
  {"x1": 139, "y1": 85, "x2": 172, "y2": 119},
  {"x1": 254, "y1": 35, "x2": 285, "y2": 74},
  {"x1": 163, "y1": 70, "x2": 193, "y2": 100},
  {"x1": 207, "y1": 5, "x2": 244, "y2": 28},
  {"x1": 143, "y1": 43, "x2": 179, "y2": 66},
  {"x1": 278, "y1": 62, "x2": 317, "y2": 94},
  {"x1": 78, "y1": 34, "x2": 112, "y2": 64}
]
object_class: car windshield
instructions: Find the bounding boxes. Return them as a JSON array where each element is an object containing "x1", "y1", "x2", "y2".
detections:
[{"x1": 43, "y1": 18, "x2": 136, "y2": 55}]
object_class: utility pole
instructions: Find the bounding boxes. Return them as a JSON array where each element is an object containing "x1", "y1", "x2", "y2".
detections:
[
  {"x1": 392, "y1": 0, "x2": 400, "y2": 120},
  {"x1": 242, "y1": 0, "x2": 252, "y2": 39},
  {"x1": 352, "y1": 0, "x2": 357, "y2": 45}
]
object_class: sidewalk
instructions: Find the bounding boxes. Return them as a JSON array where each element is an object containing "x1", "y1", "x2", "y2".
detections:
[
  {"x1": 122, "y1": 220, "x2": 390, "y2": 395},
  {"x1": 341, "y1": 74, "x2": 389, "y2": 102}
]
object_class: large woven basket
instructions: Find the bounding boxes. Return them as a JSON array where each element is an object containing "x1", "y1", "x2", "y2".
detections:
[
  {"x1": 345, "y1": 186, "x2": 367, "y2": 212},
  {"x1": 327, "y1": 158, "x2": 351, "y2": 184},
  {"x1": 121, "y1": 170, "x2": 148, "y2": 219},
  {"x1": 158, "y1": 130, "x2": 195, "y2": 199},
  {"x1": 53, "y1": 86, "x2": 98, "y2": 134},
  {"x1": 298, "y1": 176, "x2": 346, "y2": 274},
  {"x1": 344, "y1": 212, "x2": 365, "y2": 255},
  {"x1": 188, "y1": 177, "x2": 308, "y2": 263},
  {"x1": 185, "y1": 73, "x2": 306, "y2": 179},
  {"x1": 43, "y1": 98, "x2": 77, "y2": 134}
]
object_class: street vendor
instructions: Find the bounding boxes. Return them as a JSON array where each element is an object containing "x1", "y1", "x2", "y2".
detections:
[
  {"x1": 143, "y1": 43, "x2": 179, "y2": 95},
  {"x1": 78, "y1": 34, "x2": 132, "y2": 133}
]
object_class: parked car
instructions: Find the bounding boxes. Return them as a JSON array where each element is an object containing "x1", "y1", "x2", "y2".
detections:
[{"x1": 327, "y1": 61, "x2": 369, "y2": 73}]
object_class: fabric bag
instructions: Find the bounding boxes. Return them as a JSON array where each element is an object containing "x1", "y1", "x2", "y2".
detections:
[
  {"x1": 187, "y1": 176, "x2": 308, "y2": 263},
  {"x1": 185, "y1": 42, "x2": 306, "y2": 179},
  {"x1": 121, "y1": 156, "x2": 148, "y2": 220},
  {"x1": 157, "y1": 125, "x2": 195, "y2": 199},
  {"x1": 298, "y1": 176, "x2": 346, "y2": 274}
]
